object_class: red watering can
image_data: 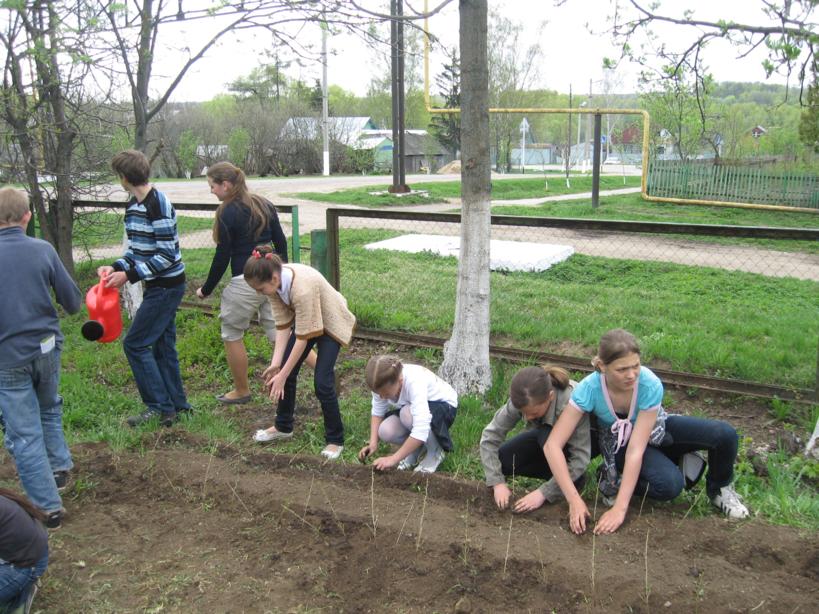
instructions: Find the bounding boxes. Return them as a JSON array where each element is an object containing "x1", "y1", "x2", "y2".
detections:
[{"x1": 81, "y1": 280, "x2": 123, "y2": 343}]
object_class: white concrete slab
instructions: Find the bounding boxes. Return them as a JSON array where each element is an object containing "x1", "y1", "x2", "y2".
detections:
[{"x1": 364, "y1": 234, "x2": 574, "y2": 272}]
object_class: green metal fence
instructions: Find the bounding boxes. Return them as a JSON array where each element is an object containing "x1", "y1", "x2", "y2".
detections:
[{"x1": 647, "y1": 159, "x2": 819, "y2": 209}]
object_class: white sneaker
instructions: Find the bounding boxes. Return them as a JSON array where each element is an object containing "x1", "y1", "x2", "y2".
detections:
[
  {"x1": 397, "y1": 449, "x2": 422, "y2": 471},
  {"x1": 711, "y1": 485, "x2": 749, "y2": 519},
  {"x1": 253, "y1": 428, "x2": 293, "y2": 443},
  {"x1": 320, "y1": 445, "x2": 343, "y2": 460},
  {"x1": 414, "y1": 450, "x2": 445, "y2": 473}
]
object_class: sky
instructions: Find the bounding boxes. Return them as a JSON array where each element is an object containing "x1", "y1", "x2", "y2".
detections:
[{"x1": 156, "y1": 0, "x2": 800, "y2": 103}]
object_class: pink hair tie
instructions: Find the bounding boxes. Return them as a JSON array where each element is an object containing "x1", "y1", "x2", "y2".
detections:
[
  {"x1": 252, "y1": 249, "x2": 261, "y2": 259},
  {"x1": 265, "y1": 253, "x2": 273, "y2": 260}
]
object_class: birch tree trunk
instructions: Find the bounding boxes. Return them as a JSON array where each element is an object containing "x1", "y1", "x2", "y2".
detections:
[{"x1": 439, "y1": 0, "x2": 492, "y2": 395}]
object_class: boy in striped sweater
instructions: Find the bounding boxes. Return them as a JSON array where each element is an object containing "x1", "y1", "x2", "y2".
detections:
[{"x1": 97, "y1": 150, "x2": 191, "y2": 427}]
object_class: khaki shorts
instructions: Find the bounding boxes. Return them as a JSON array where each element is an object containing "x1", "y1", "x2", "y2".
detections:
[{"x1": 219, "y1": 275, "x2": 276, "y2": 342}]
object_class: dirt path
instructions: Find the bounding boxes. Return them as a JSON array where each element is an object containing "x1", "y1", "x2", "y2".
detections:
[{"x1": 10, "y1": 434, "x2": 815, "y2": 613}]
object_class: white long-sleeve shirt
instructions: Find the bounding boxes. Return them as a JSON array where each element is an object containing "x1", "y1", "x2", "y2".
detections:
[{"x1": 371, "y1": 364, "x2": 458, "y2": 443}]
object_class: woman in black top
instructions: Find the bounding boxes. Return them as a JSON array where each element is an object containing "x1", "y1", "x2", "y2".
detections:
[
  {"x1": 0, "y1": 489, "x2": 48, "y2": 611},
  {"x1": 196, "y1": 162, "x2": 289, "y2": 404}
]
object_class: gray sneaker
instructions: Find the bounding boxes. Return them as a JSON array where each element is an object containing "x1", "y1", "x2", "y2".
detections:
[
  {"x1": 414, "y1": 449, "x2": 445, "y2": 473},
  {"x1": 127, "y1": 409, "x2": 177, "y2": 428},
  {"x1": 397, "y1": 448, "x2": 422, "y2": 470}
]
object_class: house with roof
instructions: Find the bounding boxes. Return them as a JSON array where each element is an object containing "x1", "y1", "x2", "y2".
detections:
[
  {"x1": 280, "y1": 116, "x2": 379, "y2": 146},
  {"x1": 279, "y1": 116, "x2": 451, "y2": 173}
]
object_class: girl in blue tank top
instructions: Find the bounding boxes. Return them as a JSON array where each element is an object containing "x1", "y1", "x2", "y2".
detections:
[{"x1": 544, "y1": 329, "x2": 749, "y2": 535}]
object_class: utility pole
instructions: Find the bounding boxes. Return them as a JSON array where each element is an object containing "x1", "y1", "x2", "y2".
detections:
[
  {"x1": 592, "y1": 113, "x2": 602, "y2": 208},
  {"x1": 389, "y1": 0, "x2": 409, "y2": 193},
  {"x1": 583, "y1": 78, "x2": 592, "y2": 172},
  {"x1": 321, "y1": 16, "x2": 330, "y2": 176},
  {"x1": 577, "y1": 100, "x2": 586, "y2": 169},
  {"x1": 565, "y1": 85, "x2": 572, "y2": 187}
]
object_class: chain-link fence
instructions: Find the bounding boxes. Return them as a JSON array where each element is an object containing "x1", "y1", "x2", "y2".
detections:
[
  {"x1": 71, "y1": 199, "x2": 301, "y2": 264},
  {"x1": 324, "y1": 207, "x2": 819, "y2": 400}
]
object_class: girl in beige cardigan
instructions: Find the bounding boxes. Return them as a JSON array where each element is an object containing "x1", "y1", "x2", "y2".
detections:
[{"x1": 243, "y1": 245, "x2": 356, "y2": 460}]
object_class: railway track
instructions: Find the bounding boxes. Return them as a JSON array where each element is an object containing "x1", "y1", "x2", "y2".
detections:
[{"x1": 180, "y1": 301, "x2": 816, "y2": 404}]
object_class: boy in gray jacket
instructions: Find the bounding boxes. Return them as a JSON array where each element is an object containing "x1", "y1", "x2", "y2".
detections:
[{"x1": 0, "y1": 188, "x2": 81, "y2": 529}]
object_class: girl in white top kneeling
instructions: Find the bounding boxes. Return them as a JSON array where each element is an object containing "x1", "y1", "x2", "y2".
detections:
[{"x1": 358, "y1": 355, "x2": 458, "y2": 473}]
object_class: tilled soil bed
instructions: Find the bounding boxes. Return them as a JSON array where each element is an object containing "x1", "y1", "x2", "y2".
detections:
[{"x1": 5, "y1": 431, "x2": 816, "y2": 613}]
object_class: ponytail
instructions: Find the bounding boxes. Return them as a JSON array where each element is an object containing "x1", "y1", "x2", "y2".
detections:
[{"x1": 510, "y1": 364, "x2": 568, "y2": 409}]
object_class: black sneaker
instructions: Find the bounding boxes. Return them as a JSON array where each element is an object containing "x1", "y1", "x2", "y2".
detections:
[
  {"x1": 126, "y1": 410, "x2": 178, "y2": 428},
  {"x1": 44, "y1": 509, "x2": 64, "y2": 530},
  {"x1": 53, "y1": 470, "x2": 69, "y2": 492},
  {"x1": 159, "y1": 411, "x2": 179, "y2": 427}
]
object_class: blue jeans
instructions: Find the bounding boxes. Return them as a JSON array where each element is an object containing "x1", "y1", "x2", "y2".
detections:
[
  {"x1": 615, "y1": 415, "x2": 739, "y2": 500},
  {"x1": 123, "y1": 284, "x2": 189, "y2": 415},
  {"x1": 274, "y1": 332, "x2": 344, "y2": 445},
  {"x1": 0, "y1": 349, "x2": 72, "y2": 513},
  {"x1": 0, "y1": 551, "x2": 48, "y2": 608}
]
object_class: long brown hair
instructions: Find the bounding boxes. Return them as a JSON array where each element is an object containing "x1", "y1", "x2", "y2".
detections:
[
  {"x1": 207, "y1": 162, "x2": 272, "y2": 243},
  {"x1": 592, "y1": 329, "x2": 641, "y2": 370},
  {"x1": 365, "y1": 355, "x2": 403, "y2": 391},
  {"x1": 243, "y1": 244, "x2": 283, "y2": 284},
  {"x1": 510, "y1": 365, "x2": 569, "y2": 409},
  {"x1": 0, "y1": 488, "x2": 47, "y2": 522}
]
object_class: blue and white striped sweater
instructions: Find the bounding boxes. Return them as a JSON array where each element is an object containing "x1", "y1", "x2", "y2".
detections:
[{"x1": 113, "y1": 187, "x2": 185, "y2": 284}]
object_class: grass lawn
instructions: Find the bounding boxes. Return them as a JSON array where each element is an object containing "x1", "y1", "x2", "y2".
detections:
[
  {"x1": 292, "y1": 175, "x2": 642, "y2": 207},
  {"x1": 178, "y1": 229, "x2": 819, "y2": 390},
  {"x1": 331, "y1": 229, "x2": 817, "y2": 389},
  {"x1": 492, "y1": 192, "x2": 819, "y2": 254},
  {"x1": 492, "y1": 191, "x2": 819, "y2": 227}
]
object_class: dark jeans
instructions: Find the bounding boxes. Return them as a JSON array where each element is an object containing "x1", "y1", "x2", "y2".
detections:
[
  {"x1": 499, "y1": 426, "x2": 591, "y2": 490},
  {"x1": 123, "y1": 284, "x2": 189, "y2": 415},
  {"x1": 274, "y1": 332, "x2": 343, "y2": 445},
  {"x1": 614, "y1": 415, "x2": 739, "y2": 500}
]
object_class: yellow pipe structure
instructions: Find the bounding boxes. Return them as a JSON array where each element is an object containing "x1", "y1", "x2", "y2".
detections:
[{"x1": 422, "y1": 3, "x2": 816, "y2": 214}]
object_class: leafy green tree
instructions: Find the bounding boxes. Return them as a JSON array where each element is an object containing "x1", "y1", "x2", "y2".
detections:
[
  {"x1": 177, "y1": 130, "x2": 198, "y2": 177},
  {"x1": 799, "y1": 61, "x2": 819, "y2": 152},
  {"x1": 228, "y1": 128, "x2": 251, "y2": 167},
  {"x1": 609, "y1": 1, "x2": 818, "y2": 93},
  {"x1": 429, "y1": 47, "x2": 461, "y2": 156},
  {"x1": 0, "y1": 0, "x2": 111, "y2": 275},
  {"x1": 229, "y1": 60, "x2": 291, "y2": 107},
  {"x1": 640, "y1": 66, "x2": 717, "y2": 161}
]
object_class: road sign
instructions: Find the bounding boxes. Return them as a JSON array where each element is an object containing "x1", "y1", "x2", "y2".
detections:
[{"x1": 519, "y1": 117, "x2": 530, "y2": 134}]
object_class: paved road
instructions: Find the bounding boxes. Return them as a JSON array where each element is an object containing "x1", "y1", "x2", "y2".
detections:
[{"x1": 77, "y1": 174, "x2": 819, "y2": 282}]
